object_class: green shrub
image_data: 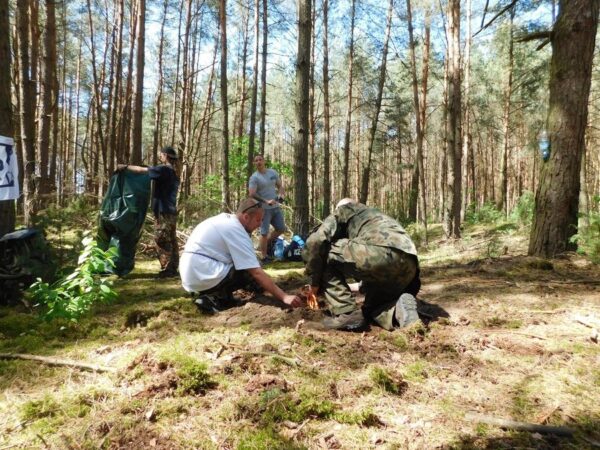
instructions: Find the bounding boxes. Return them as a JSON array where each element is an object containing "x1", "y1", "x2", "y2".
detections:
[
  {"x1": 465, "y1": 202, "x2": 503, "y2": 225},
  {"x1": 571, "y1": 196, "x2": 600, "y2": 263},
  {"x1": 510, "y1": 191, "x2": 535, "y2": 225},
  {"x1": 27, "y1": 233, "x2": 118, "y2": 322}
]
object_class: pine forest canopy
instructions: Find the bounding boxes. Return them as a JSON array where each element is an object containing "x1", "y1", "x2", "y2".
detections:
[{"x1": 1, "y1": 0, "x2": 599, "y2": 258}]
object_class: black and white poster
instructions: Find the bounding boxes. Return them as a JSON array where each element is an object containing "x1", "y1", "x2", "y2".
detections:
[{"x1": 0, "y1": 136, "x2": 19, "y2": 201}]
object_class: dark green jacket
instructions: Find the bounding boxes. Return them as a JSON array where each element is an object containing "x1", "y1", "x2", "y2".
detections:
[{"x1": 304, "y1": 203, "x2": 417, "y2": 285}]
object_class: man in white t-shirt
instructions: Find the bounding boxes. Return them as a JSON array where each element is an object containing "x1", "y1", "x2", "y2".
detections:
[{"x1": 179, "y1": 198, "x2": 302, "y2": 314}]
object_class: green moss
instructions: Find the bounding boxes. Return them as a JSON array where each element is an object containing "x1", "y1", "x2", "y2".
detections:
[
  {"x1": 334, "y1": 408, "x2": 381, "y2": 426},
  {"x1": 0, "y1": 313, "x2": 40, "y2": 338},
  {"x1": 21, "y1": 394, "x2": 60, "y2": 421},
  {"x1": 403, "y1": 360, "x2": 428, "y2": 383},
  {"x1": 369, "y1": 366, "x2": 406, "y2": 395},
  {"x1": 175, "y1": 357, "x2": 216, "y2": 395},
  {"x1": 237, "y1": 426, "x2": 306, "y2": 450}
]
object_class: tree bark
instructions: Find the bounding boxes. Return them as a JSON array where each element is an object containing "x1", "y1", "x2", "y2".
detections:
[
  {"x1": 321, "y1": 0, "x2": 331, "y2": 218},
  {"x1": 0, "y1": 0, "x2": 15, "y2": 236},
  {"x1": 496, "y1": 8, "x2": 515, "y2": 215},
  {"x1": 359, "y1": 0, "x2": 393, "y2": 204},
  {"x1": 341, "y1": 0, "x2": 355, "y2": 198},
  {"x1": 529, "y1": 0, "x2": 599, "y2": 257},
  {"x1": 293, "y1": 0, "x2": 311, "y2": 236},
  {"x1": 259, "y1": 0, "x2": 268, "y2": 156},
  {"x1": 220, "y1": 0, "x2": 231, "y2": 209},
  {"x1": 130, "y1": 0, "x2": 145, "y2": 165},
  {"x1": 247, "y1": 0, "x2": 260, "y2": 179},
  {"x1": 17, "y1": 0, "x2": 37, "y2": 225},
  {"x1": 444, "y1": 0, "x2": 462, "y2": 238}
]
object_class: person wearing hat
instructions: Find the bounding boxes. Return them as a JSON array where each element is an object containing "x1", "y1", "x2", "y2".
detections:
[{"x1": 117, "y1": 146, "x2": 180, "y2": 278}]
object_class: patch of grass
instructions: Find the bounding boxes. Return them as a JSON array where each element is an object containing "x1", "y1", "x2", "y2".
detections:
[
  {"x1": 482, "y1": 316, "x2": 523, "y2": 329},
  {"x1": 369, "y1": 366, "x2": 406, "y2": 395},
  {"x1": 175, "y1": 357, "x2": 216, "y2": 395},
  {"x1": 403, "y1": 360, "x2": 428, "y2": 383},
  {"x1": 236, "y1": 388, "x2": 337, "y2": 425},
  {"x1": 237, "y1": 426, "x2": 306, "y2": 450},
  {"x1": 334, "y1": 408, "x2": 381, "y2": 426},
  {"x1": 511, "y1": 379, "x2": 536, "y2": 420},
  {"x1": 21, "y1": 394, "x2": 60, "y2": 421},
  {"x1": 475, "y1": 422, "x2": 490, "y2": 436},
  {"x1": 0, "y1": 334, "x2": 47, "y2": 353},
  {"x1": 0, "y1": 313, "x2": 40, "y2": 338}
]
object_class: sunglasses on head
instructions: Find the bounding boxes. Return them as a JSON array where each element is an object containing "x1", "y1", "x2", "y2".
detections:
[{"x1": 241, "y1": 201, "x2": 262, "y2": 214}]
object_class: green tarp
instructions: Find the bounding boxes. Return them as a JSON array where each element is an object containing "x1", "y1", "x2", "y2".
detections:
[{"x1": 97, "y1": 171, "x2": 151, "y2": 276}]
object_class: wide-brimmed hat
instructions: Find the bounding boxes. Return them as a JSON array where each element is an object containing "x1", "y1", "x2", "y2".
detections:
[{"x1": 161, "y1": 146, "x2": 178, "y2": 159}]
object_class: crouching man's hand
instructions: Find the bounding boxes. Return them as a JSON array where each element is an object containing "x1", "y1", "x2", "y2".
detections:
[{"x1": 282, "y1": 294, "x2": 303, "y2": 308}]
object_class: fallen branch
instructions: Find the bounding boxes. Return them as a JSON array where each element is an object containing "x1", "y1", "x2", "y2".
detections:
[
  {"x1": 0, "y1": 353, "x2": 117, "y2": 373},
  {"x1": 483, "y1": 329, "x2": 547, "y2": 341},
  {"x1": 465, "y1": 412, "x2": 573, "y2": 436},
  {"x1": 244, "y1": 351, "x2": 299, "y2": 367}
]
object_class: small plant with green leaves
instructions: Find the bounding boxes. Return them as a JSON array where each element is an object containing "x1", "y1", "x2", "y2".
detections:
[
  {"x1": 27, "y1": 233, "x2": 118, "y2": 322},
  {"x1": 465, "y1": 202, "x2": 504, "y2": 225},
  {"x1": 571, "y1": 196, "x2": 600, "y2": 263}
]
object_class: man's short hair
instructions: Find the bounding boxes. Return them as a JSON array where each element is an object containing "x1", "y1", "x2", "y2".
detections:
[{"x1": 237, "y1": 198, "x2": 262, "y2": 215}]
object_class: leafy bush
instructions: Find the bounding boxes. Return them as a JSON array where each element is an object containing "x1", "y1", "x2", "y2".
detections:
[
  {"x1": 465, "y1": 202, "x2": 503, "y2": 225},
  {"x1": 510, "y1": 191, "x2": 535, "y2": 226},
  {"x1": 571, "y1": 196, "x2": 600, "y2": 263},
  {"x1": 27, "y1": 233, "x2": 118, "y2": 322}
]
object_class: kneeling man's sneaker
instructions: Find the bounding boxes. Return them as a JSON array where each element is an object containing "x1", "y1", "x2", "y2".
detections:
[
  {"x1": 394, "y1": 293, "x2": 420, "y2": 328},
  {"x1": 322, "y1": 309, "x2": 366, "y2": 331},
  {"x1": 193, "y1": 295, "x2": 221, "y2": 315}
]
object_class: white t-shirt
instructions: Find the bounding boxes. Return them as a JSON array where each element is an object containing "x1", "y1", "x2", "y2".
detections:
[{"x1": 179, "y1": 213, "x2": 260, "y2": 293}]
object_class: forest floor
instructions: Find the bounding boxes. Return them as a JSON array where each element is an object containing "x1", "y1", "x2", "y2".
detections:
[{"x1": 1, "y1": 221, "x2": 600, "y2": 449}]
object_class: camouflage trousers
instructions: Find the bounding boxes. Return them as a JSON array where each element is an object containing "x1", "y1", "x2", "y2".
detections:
[
  {"x1": 322, "y1": 239, "x2": 419, "y2": 330},
  {"x1": 155, "y1": 213, "x2": 179, "y2": 274}
]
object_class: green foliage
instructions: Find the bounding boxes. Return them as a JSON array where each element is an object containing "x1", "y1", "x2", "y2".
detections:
[
  {"x1": 571, "y1": 196, "x2": 600, "y2": 263},
  {"x1": 465, "y1": 202, "x2": 503, "y2": 225},
  {"x1": 369, "y1": 366, "x2": 406, "y2": 395},
  {"x1": 27, "y1": 233, "x2": 118, "y2": 322},
  {"x1": 175, "y1": 357, "x2": 216, "y2": 395},
  {"x1": 21, "y1": 394, "x2": 60, "y2": 421},
  {"x1": 237, "y1": 427, "x2": 306, "y2": 450},
  {"x1": 509, "y1": 191, "x2": 535, "y2": 226},
  {"x1": 334, "y1": 408, "x2": 381, "y2": 427}
]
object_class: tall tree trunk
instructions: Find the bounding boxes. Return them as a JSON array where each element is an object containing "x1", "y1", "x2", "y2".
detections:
[
  {"x1": 308, "y1": 0, "x2": 316, "y2": 218},
  {"x1": 529, "y1": 0, "x2": 598, "y2": 257},
  {"x1": 152, "y1": 0, "x2": 169, "y2": 165},
  {"x1": 220, "y1": 0, "x2": 230, "y2": 208},
  {"x1": 293, "y1": 0, "x2": 311, "y2": 236},
  {"x1": 258, "y1": 0, "x2": 268, "y2": 155},
  {"x1": 359, "y1": 0, "x2": 393, "y2": 204},
  {"x1": 463, "y1": 0, "x2": 474, "y2": 213},
  {"x1": 247, "y1": 0, "x2": 260, "y2": 178},
  {"x1": 406, "y1": 0, "x2": 421, "y2": 220},
  {"x1": 236, "y1": 2, "x2": 250, "y2": 143},
  {"x1": 444, "y1": 0, "x2": 462, "y2": 238},
  {"x1": 37, "y1": 0, "x2": 57, "y2": 203},
  {"x1": 17, "y1": 0, "x2": 37, "y2": 225},
  {"x1": 341, "y1": 0, "x2": 355, "y2": 198},
  {"x1": 0, "y1": 0, "x2": 15, "y2": 236},
  {"x1": 321, "y1": 0, "x2": 331, "y2": 218},
  {"x1": 130, "y1": 0, "x2": 145, "y2": 165},
  {"x1": 496, "y1": 8, "x2": 514, "y2": 215}
]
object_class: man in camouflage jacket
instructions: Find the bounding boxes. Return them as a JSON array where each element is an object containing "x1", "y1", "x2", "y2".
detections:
[{"x1": 304, "y1": 199, "x2": 421, "y2": 331}]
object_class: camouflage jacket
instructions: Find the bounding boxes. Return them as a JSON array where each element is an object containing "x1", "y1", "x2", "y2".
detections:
[{"x1": 303, "y1": 203, "x2": 417, "y2": 286}]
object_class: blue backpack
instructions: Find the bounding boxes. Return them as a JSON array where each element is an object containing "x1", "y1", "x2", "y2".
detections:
[{"x1": 283, "y1": 235, "x2": 305, "y2": 261}]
